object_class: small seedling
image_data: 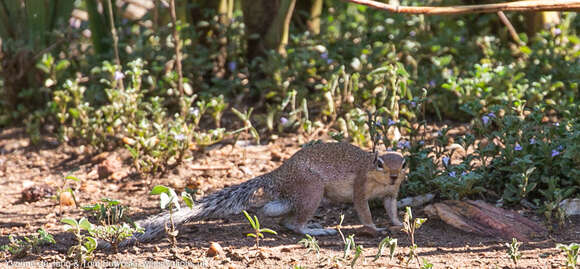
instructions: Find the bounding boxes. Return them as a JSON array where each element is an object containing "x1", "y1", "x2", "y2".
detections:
[
  {"x1": 91, "y1": 223, "x2": 143, "y2": 253},
  {"x1": 421, "y1": 258, "x2": 434, "y2": 269},
  {"x1": 402, "y1": 206, "x2": 427, "y2": 266},
  {"x1": 505, "y1": 238, "x2": 522, "y2": 266},
  {"x1": 374, "y1": 236, "x2": 397, "y2": 261},
  {"x1": 54, "y1": 175, "x2": 81, "y2": 208},
  {"x1": 82, "y1": 198, "x2": 128, "y2": 225},
  {"x1": 61, "y1": 217, "x2": 97, "y2": 263},
  {"x1": 351, "y1": 244, "x2": 364, "y2": 268},
  {"x1": 556, "y1": 242, "x2": 579, "y2": 269},
  {"x1": 299, "y1": 234, "x2": 320, "y2": 254},
  {"x1": 149, "y1": 185, "x2": 185, "y2": 248},
  {"x1": 343, "y1": 234, "x2": 356, "y2": 259},
  {"x1": 0, "y1": 229, "x2": 55, "y2": 258},
  {"x1": 82, "y1": 198, "x2": 144, "y2": 252},
  {"x1": 242, "y1": 210, "x2": 277, "y2": 248}
]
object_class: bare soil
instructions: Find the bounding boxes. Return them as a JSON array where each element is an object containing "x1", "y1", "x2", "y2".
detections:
[{"x1": 0, "y1": 127, "x2": 578, "y2": 268}]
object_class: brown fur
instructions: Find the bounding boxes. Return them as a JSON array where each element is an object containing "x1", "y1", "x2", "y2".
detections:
[{"x1": 126, "y1": 142, "x2": 406, "y2": 245}]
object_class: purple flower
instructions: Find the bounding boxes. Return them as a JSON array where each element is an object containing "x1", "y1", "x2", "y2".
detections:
[
  {"x1": 321, "y1": 52, "x2": 328, "y2": 59},
  {"x1": 461, "y1": 171, "x2": 468, "y2": 176},
  {"x1": 429, "y1": 80, "x2": 436, "y2": 88},
  {"x1": 409, "y1": 31, "x2": 416, "y2": 37},
  {"x1": 551, "y1": 149, "x2": 560, "y2": 157},
  {"x1": 280, "y1": 117, "x2": 289, "y2": 125},
  {"x1": 554, "y1": 28, "x2": 562, "y2": 35},
  {"x1": 327, "y1": 59, "x2": 334, "y2": 64},
  {"x1": 514, "y1": 143, "x2": 522, "y2": 151},
  {"x1": 529, "y1": 138, "x2": 536, "y2": 144},
  {"x1": 487, "y1": 112, "x2": 496, "y2": 118},
  {"x1": 482, "y1": 115, "x2": 490, "y2": 125},
  {"x1": 442, "y1": 156, "x2": 450, "y2": 166},
  {"x1": 553, "y1": 122, "x2": 560, "y2": 126},
  {"x1": 69, "y1": 17, "x2": 81, "y2": 29},
  {"x1": 449, "y1": 171, "x2": 456, "y2": 178},
  {"x1": 174, "y1": 133, "x2": 186, "y2": 141},
  {"x1": 114, "y1": 71, "x2": 124, "y2": 81},
  {"x1": 398, "y1": 140, "x2": 410, "y2": 149},
  {"x1": 228, "y1": 61, "x2": 237, "y2": 72},
  {"x1": 557, "y1": 145, "x2": 564, "y2": 151},
  {"x1": 410, "y1": 101, "x2": 417, "y2": 107},
  {"x1": 387, "y1": 119, "x2": 397, "y2": 126},
  {"x1": 419, "y1": 140, "x2": 425, "y2": 145}
]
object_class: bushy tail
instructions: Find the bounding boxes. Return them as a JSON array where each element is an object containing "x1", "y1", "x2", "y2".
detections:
[{"x1": 123, "y1": 175, "x2": 273, "y2": 246}]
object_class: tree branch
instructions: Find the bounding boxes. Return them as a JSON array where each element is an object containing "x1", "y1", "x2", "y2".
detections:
[
  {"x1": 342, "y1": 0, "x2": 580, "y2": 15},
  {"x1": 496, "y1": 11, "x2": 522, "y2": 45}
]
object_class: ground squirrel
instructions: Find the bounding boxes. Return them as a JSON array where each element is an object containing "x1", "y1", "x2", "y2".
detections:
[{"x1": 132, "y1": 142, "x2": 406, "y2": 244}]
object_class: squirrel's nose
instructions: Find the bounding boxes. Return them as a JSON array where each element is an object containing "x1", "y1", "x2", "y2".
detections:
[{"x1": 389, "y1": 175, "x2": 399, "y2": 181}]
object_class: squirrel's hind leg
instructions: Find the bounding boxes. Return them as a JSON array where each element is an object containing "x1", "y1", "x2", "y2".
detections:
[{"x1": 280, "y1": 182, "x2": 336, "y2": 236}]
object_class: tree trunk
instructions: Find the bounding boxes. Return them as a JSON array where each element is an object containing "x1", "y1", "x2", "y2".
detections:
[
  {"x1": 242, "y1": 0, "x2": 297, "y2": 61},
  {"x1": 524, "y1": 12, "x2": 560, "y2": 37},
  {"x1": 295, "y1": 0, "x2": 324, "y2": 35}
]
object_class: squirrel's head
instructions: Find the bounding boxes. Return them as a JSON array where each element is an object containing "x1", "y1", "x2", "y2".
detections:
[{"x1": 370, "y1": 151, "x2": 406, "y2": 185}]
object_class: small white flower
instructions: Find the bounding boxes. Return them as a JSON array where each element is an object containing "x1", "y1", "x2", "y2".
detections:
[
  {"x1": 350, "y1": 57, "x2": 362, "y2": 71},
  {"x1": 314, "y1": 45, "x2": 327, "y2": 53}
]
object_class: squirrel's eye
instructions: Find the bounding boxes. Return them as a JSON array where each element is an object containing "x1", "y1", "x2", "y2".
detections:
[{"x1": 377, "y1": 160, "x2": 384, "y2": 169}]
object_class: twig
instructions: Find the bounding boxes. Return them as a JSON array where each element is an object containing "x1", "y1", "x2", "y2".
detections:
[
  {"x1": 106, "y1": 0, "x2": 124, "y2": 90},
  {"x1": 496, "y1": 11, "x2": 522, "y2": 45},
  {"x1": 168, "y1": 0, "x2": 185, "y2": 115},
  {"x1": 188, "y1": 166, "x2": 231, "y2": 170},
  {"x1": 341, "y1": 0, "x2": 580, "y2": 15}
]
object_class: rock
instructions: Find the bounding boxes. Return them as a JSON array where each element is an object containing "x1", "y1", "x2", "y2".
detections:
[
  {"x1": 559, "y1": 199, "x2": 580, "y2": 216},
  {"x1": 21, "y1": 184, "x2": 55, "y2": 202},
  {"x1": 397, "y1": 193, "x2": 435, "y2": 208},
  {"x1": 59, "y1": 191, "x2": 75, "y2": 207},
  {"x1": 207, "y1": 242, "x2": 224, "y2": 257},
  {"x1": 97, "y1": 154, "x2": 123, "y2": 179}
]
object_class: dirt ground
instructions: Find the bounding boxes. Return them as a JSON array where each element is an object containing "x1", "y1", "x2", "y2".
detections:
[{"x1": 0, "y1": 127, "x2": 578, "y2": 268}]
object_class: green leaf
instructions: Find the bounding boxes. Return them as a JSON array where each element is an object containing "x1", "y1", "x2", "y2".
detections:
[
  {"x1": 254, "y1": 215, "x2": 260, "y2": 229},
  {"x1": 260, "y1": 228, "x2": 277, "y2": 235},
  {"x1": 160, "y1": 192, "x2": 171, "y2": 209},
  {"x1": 65, "y1": 175, "x2": 80, "y2": 182},
  {"x1": 246, "y1": 233, "x2": 257, "y2": 238},
  {"x1": 182, "y1": 192, "x2": 194, "y2": 209},
  {"x1": 519, "y1": 46, "x2": 532, "y2": 55},
  {"x1": 79, "y1": 218, "x2": 93, "y2": 231},
  {"x1": 84, "y1": 237, "x2": 97, "y2": 252},
  {"x1": 242, "y1": 210, "x2": 256, "y2": 228},
  {"x1": 150, "y1": 185, "x2": 170, "y2": 195},
  {"x1": 61, "y1": 218, "x2": 78, "y2": 227}
]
